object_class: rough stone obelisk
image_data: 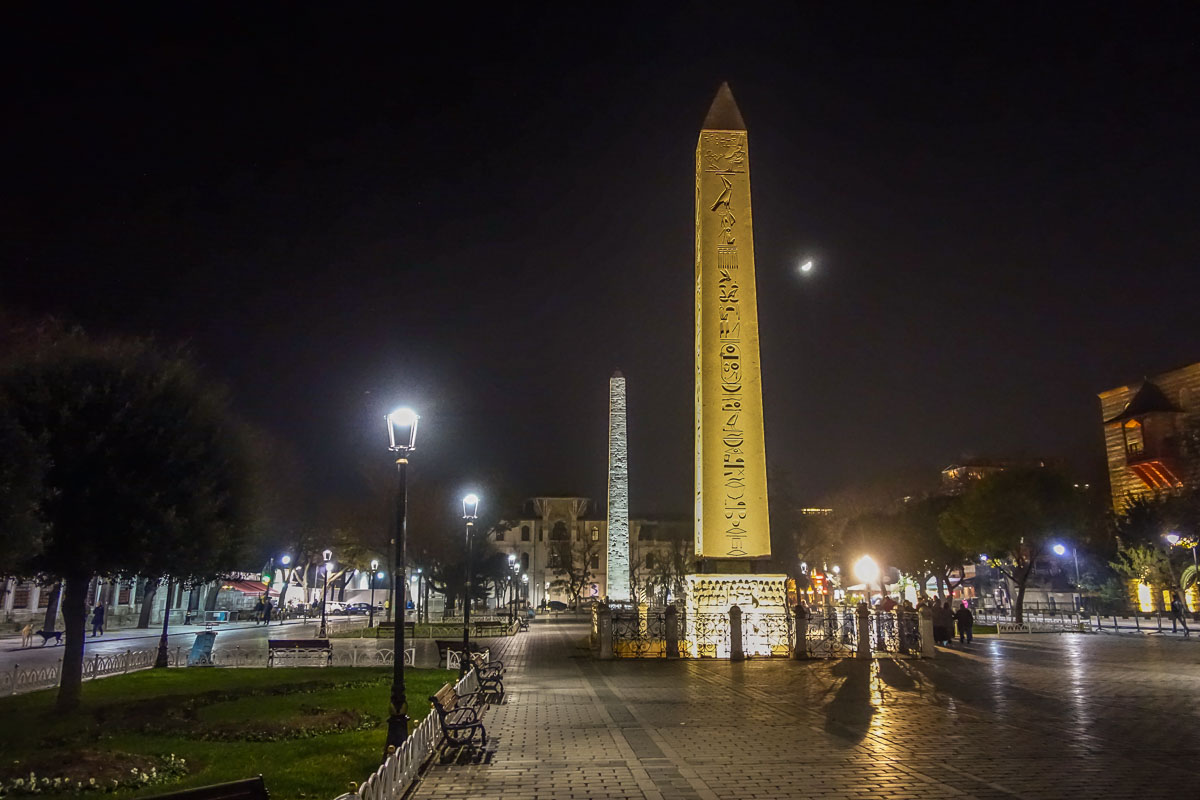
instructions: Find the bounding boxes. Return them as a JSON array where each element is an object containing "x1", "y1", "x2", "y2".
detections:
[
  {"x1": 606, "y1": 371, "x2": 630, "y2": 602},
  {"x1": 686, "y1": 83, "x2": 787, "y2": 658},
  {"x1": 694, "y1": 82, "x2": 771, "y2": 562}
]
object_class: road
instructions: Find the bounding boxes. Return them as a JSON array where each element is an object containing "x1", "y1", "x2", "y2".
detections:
[{"x1": 0, "y1": 616, "x2": 338, "y2": 671}]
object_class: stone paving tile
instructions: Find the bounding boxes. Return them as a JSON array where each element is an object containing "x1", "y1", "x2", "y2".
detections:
[{"x1": 409, "y1": 622, "x2": 1200, "y2": 800}]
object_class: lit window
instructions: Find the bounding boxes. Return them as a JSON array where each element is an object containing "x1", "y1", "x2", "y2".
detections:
[{"x1": 591, "y1": 527, "x2": 600, "y2": 541}]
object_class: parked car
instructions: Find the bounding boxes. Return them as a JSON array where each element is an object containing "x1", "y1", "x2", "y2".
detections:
[{"x1": 344, "y1": 602, "x2": 383, "y2": 615}]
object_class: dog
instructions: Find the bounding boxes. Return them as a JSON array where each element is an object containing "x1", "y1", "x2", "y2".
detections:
[
  {"x1": 35, "y1": 629, "x2": 63, "y2": 646},
  {"x1": 20, "y1": 624, "x2": 33, "y2": 648}
]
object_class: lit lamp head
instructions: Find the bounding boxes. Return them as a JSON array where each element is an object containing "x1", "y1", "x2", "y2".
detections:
[
  {"x1": 386, "y1": 407, "x2": 419, "y2": 453},
  {"x1": 370, "y1": 559, "x2": 379, "y2": 572},
  {"x1": 832, "y1": 565, "x2": 840, "y2": 575},
  {"x1": 462, "y1": 493, "x2": 480, "y2": 521},
  {"x1": 508, "y1": 553, "x2": 517, "y2": 565},
  {"x1": 521, "y1": 573, "x2": 528, "y2": 584},
  {"x1": 322, "y1": 549, "x2": 333, "y2": 573},
  {"x1": 1166, "y1": 533, "x2": 1181, "y2": 546},
  {"x1": 280, "y1": 554, "x2": 292, "y2": 566},
  {"x1": 853, "y1": 555, "x2": 880, "y2": 585},
  {"x1": 1052, "y1": 544, "x2": 1067, "y2": 556}
]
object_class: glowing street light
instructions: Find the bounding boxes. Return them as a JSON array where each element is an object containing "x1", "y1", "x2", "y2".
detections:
[
  {"x1": 384, "y1": 406, "x2": 419, "y2": 753},
  {"x1": 319, "y1": 549, "x2": 334, "y2": 638},
  {"x1": 369, "y1": 558, "x2": 380, "y2": 629},
  {"x1": 854, "y1": 555, "x2": 880, "y2": 586},
  {"x1": 461, "y1": 494, "x2": 480, "y2": 677},
  {"x1": 799, "y1": 259, "x2": 814, "y2": 274},
  {"x1": 1050, "y1": 542, "x2": 1082, "y2": 610}
]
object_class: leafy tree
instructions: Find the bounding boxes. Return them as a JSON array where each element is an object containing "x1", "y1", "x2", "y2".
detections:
[
  {"x1": 940, "y1": 467, "x2": 1081, "y2": 622},
  {"x1": 1110, "y1": 542, "x2": 1177, "y2": 610},
  {"x1": 548, "y1": 535, "x2": 600, "y2": 610},
  {"x1": 0, "y1": 327, "x2": 259, "y2": 710}
]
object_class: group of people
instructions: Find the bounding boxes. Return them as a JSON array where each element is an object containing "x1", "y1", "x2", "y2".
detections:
[
  {"x1": 919, "y1": 595, "x2": 974, "y2": 645},
  {"x1": 252, "y1": 595, "x2": 275, "y2": 625}
]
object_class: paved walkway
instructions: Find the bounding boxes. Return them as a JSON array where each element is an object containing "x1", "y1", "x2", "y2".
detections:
[{"x1": 412, "y1": 622, "x2": 1200, "y2": 800}]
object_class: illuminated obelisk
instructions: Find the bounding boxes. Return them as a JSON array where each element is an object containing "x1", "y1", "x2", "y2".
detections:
[
  {"x1": 694, "y1": 82, "x2": 771, "y2": 561},
  {"x1": 606, "y1": 371, "x2": 630, "y2": 602},
  {"x1": 686, "y1": 83, "x2": 787, "y2": 658}
]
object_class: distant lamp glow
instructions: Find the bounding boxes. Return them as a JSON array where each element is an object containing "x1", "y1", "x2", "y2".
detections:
[
  {"x1": 462, "y1": 493, "x2": 480, "y2": 520},
  {"x1": 370, "y1": 559, "x2": 379, "y2": 571},
  {"x1": 832, "y1": 565, "x2": 840, "y2": 575},
  {"x1": 386, "y1": 408, "x2": 419, "y2": 453},
  {"x1": 853, "y1": 555, "x2": 880, "y2": 585},
  {"x1": 1052, "y1": 544, "x2": 1067, "y2": 556},
  {"x1": 799, "y1": 259, "x2": 814, "y2": 274},
  {"x1": 280, "y1": 555, "x2": 292, "y2": 566},
  {"x1": 1166, "y1": 533, "x2": 1182, "y2": 545},
  {"x1": 979, "y1": 554, "x2": 989, "y2": 563}
]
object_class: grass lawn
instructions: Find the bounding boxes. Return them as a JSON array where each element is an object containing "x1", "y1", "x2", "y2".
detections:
[{"x1": 0, "y1": 666, "x2": 454, "y2": 800}]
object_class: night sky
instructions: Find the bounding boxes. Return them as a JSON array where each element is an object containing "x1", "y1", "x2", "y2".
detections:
[{"x1": 4, "y1": 6, "x2": 1198, "y2": 517}]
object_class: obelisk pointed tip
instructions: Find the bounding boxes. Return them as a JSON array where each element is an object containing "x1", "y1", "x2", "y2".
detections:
[
  {"x1": 702, "y1": 82, "x2": 746, "y2": 131},
  {"x1": 611, "y1": 369, "x2": 624, "y2": 379}
]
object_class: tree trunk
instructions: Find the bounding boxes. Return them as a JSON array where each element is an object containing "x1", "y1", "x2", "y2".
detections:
[
  {"x1": 1013, "y1": 564, "x2": 1032, "y2": 624},
  {"x1": 204, "y1": 581, "x2": 220, "y2": 611},
  {"x1": 42, "y1": 582, "x2": 62, "y2": 631},
  {"x1": 934, "y1": 574, "x2": 946, "y2": 599},
  {"x1": 55, "y1": 574, "x2": 89, "y2": 712},
  {"x1": 137, "y1": 579, "x2": 158, "y2": 628}
]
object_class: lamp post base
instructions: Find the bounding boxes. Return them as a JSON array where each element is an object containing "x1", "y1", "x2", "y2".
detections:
[{"x1": 383, "y1": 712, "x2": 410, "y2": 757}]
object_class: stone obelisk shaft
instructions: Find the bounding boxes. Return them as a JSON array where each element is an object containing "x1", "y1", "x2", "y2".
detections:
[
  {"x1": 694, "y1": 83, "x2": 771, "y2": 559},
  {"x1": 607, "y1": 371, "x2": 630, "y2": 600}
]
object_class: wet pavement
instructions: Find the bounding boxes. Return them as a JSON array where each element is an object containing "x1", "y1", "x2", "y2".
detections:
[{"x1": 411, "y1": 623, "x2": 1200, "y2": 800}]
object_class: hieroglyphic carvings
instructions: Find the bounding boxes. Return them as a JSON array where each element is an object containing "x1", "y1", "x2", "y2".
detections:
[
  {"x1": 607, "y1": 373, "x2": 630, "y2": 601},
  {"x1": 695, "y1": 122, "x2": 770, "y2": 559}
]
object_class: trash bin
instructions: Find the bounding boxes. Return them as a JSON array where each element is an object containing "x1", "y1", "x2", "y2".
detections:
[{"x1": 188, "y1": 630, "x2": 218, "y2": 666}]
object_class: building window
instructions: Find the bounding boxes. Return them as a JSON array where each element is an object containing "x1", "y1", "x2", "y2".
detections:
[
  {"x1": 551, "y1": 521, "x2": 569, "y2": 541},
  {"x1": 591, "y1": 527, "x2": 600, "y2": 542},
  {"x1": 590, "y1": 555, "x2": 600, "y2": 569},
  {"x1": 521, "y1": 552, "x2": 530, "y2": 571},
  {"x1": 495, "y1": 529, "x2": 505, "y2": 542},
  {"x1": 521, "y1": 526, "x2": 531, "y2": 542},
  {"x1": 645, "y1": 552, "x2": 655, "y2": 569}
]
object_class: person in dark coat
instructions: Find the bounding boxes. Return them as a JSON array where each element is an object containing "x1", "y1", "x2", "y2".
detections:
[
  {"x1": 932, "y1": 600, "x2": 953, "y2": 646},
  {"x1": 91, "y1": 604, "x2": 105, "y2": 637},
  {"x1": 954, "y1": 603, "x2": 975, "y2": 644}
]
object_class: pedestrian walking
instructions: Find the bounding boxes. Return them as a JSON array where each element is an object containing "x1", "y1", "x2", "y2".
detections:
[
  {"x1": 1170, "y1": 597, "x2": 1191, "y2": 637},
  {"x1": 91, "y1": 604, "x2": 105, "y2": 637},
  {"x1": 263, "y1": 597, "x2": 273, "y2": 625},
  {"x1": 253, "y1": 597, "x2": 265, "y2": 625},
  {"x1": 954, "y1": 602, "x2": 974, "y2": 644},
  {"x1": 932, "y1": 600, "x2": 953, "y2": 646}
]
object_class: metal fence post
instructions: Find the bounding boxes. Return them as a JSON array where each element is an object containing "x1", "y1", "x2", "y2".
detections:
[
  {"x1": 792, "y1": 605, "x2": 808, "y2": 660},
  {"x1": 665, "y1": 606, "x2": 679, "y2": 659},
  {"x1": 856, "y1": 603, "x2": 871, "y2": 660},
  {"x1": 597, "y1": 605, "x2": 613, "y2": 660},
  {"x1": 729, "y1": 605, "x2": 744, "y2": 661}
]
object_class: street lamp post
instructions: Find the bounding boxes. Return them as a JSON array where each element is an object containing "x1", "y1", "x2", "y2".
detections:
[
  {"x1": 369, "y1": 559, "x2": 379, "y2": 629},
  {"x1": 1052, "y1": 543, "x2": 1082, "y2": 611},
  {"x1": 384, "y1": 407, "x2": 419, "y2": 754},
  {"x1": 461, "y1": 494, "x2": 480, "y2": 678},
  {"x1": 507, "y1": 554, "x2": 517, "y2": 624},
  {"x1": 319, "y1": 549, "x2": 333, "y2": 638},
  {"x1": 154, "y1": 576, "x2": 174, "y2": 668}
]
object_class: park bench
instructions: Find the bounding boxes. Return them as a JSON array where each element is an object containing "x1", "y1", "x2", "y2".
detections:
[
  {"x1": 518, "y1": 617, "x2": 529, "y2": 632},
  {"x1": 469, "y1": 652, "x2": 505, "y2": 703},
  {"x1": 472, "y1": 621, "x2": 506, "y2": 637},
  {"x1": 144, "y1": 776, "x2": 267, "y2": 800},
  {"x1": 267, "y1": 638, "x2": 332, "y2": 667},
  {"x1": 376, "y1": 621, "x2": 416, "y2": 637},
  {"x1": 434, "y1": 639, "x2": 489, "y2": 669},
  {"x1": 429, "y1": 682, "x2": 487, "y2": 759}
]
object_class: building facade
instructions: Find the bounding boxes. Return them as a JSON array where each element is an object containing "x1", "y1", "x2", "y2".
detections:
[
  {"x1": 487, "y1": 496, "x2": 694, "y2": 608},
  {"x1": 1099, "y1": 361, "x2": 1200, "y2": 510}
]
